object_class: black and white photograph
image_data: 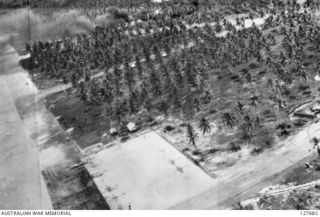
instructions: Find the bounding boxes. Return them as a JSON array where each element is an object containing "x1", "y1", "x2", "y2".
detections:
[{"x1": 1, "y1": 0, "x2": 320, "y2": 213}]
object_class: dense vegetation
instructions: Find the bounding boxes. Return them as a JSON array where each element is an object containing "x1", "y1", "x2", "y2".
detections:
[
  {"x1": 235, "y1": 189, "x2": 316, "y2": 210},
  {"x1": 0, "y1": 0, "x2": 29, "y2": 9},
  {"x1": 27, "y1": 0, "x2": 320, "y2": 153}
]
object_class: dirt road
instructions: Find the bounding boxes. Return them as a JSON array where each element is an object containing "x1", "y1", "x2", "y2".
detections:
[
  {"x1": 0, "y1": 35, "x2": 109, "y2": 209},
  {"x1": 171, "y1": 119, "x2": 320, "y2": 209},
  {"x1": 0, "y1": 35, "x2": 52, "y2": 209}
]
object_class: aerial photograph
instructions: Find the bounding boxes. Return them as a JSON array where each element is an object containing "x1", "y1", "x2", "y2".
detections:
[{"x1": 1, "y1": 0, "x2": 320, "y2": 211}]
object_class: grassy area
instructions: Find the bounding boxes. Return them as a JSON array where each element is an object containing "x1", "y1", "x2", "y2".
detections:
[
  {"x1": 281, "y1": 157, "x2": 320, "y2": 186},
  {"x1": 236, "y1": 187, "x2": 320, "y2": 210}
]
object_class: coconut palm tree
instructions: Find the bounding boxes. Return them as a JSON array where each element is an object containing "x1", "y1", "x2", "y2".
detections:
[
  {"x1": 158, "y1": 100, "x2": 169, "y2": 116},
  {"x1": 297, "y1": 63, "x2": 307, "y2": 81},
  {"x1": 237, "y1": 101, "x2": 244, "y2": 114},
  {"x1": 149, "y1": 71, "x2": 162, "y2": 96},
  {"x1": 186, "y1": 123, "x2": 198, "y2": 148},
  {"x1": 199, "y1": 117, "x2": 211, "y2": 135},
  {"x1": 70, "y1": 72, "x2": 78, "y2": 88},
  {"x1": 279, "y1": 51, "x2": 287, "y2": 66},
  {"x1": 222, "y1": 112, "x2": 234, "y2": 128},
  {"x1": 250, "y1": 94, "x2": 259, "y2": 107}
]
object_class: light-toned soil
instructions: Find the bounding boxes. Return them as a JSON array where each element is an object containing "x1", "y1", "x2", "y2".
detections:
[
  {"x1": 0, "y1": 37, "x2": 109, "y2": 209},
  {"x1": 0, "y1": 38, "x2": 52, "y2": 209},
  {"x1": 85, "y1": 130, "x2": 215, "y2": 210},
  {"x1": 171, "y1": 120, "x2": 320, "y2": 209}
]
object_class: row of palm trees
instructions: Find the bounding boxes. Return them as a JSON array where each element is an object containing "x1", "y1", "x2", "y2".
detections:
[{"x1": 28, "y1": 0, "x2": 320, "y2": 149}]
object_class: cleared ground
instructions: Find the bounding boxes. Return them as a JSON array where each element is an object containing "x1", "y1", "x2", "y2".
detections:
[
  {"x1": 171, "y1": 120, "x2": 320, "y2": 209},
  {"x1": 0, "y1": 36, "x2": 51, "y2": 209},
  {"x1": 0, "y1": 35, "x2": 109, "y2": 209},
  {"x1": 85, "y1": 130, "x2": 215, "y2": 210}
]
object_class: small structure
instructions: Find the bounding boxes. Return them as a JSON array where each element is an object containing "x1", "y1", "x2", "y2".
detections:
[
  {"x1": 293, "y1": 112, "x2": 316, "y2": 120},
  {"x1": 66, "y1": 127, "x2": 74, "y2": 134},
  {"x1": 109, "y1": 128, "x2": 117, "y2": 136},
  {"x1": 126, "y1": 122, "x2": 138, "y2": 132}
]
